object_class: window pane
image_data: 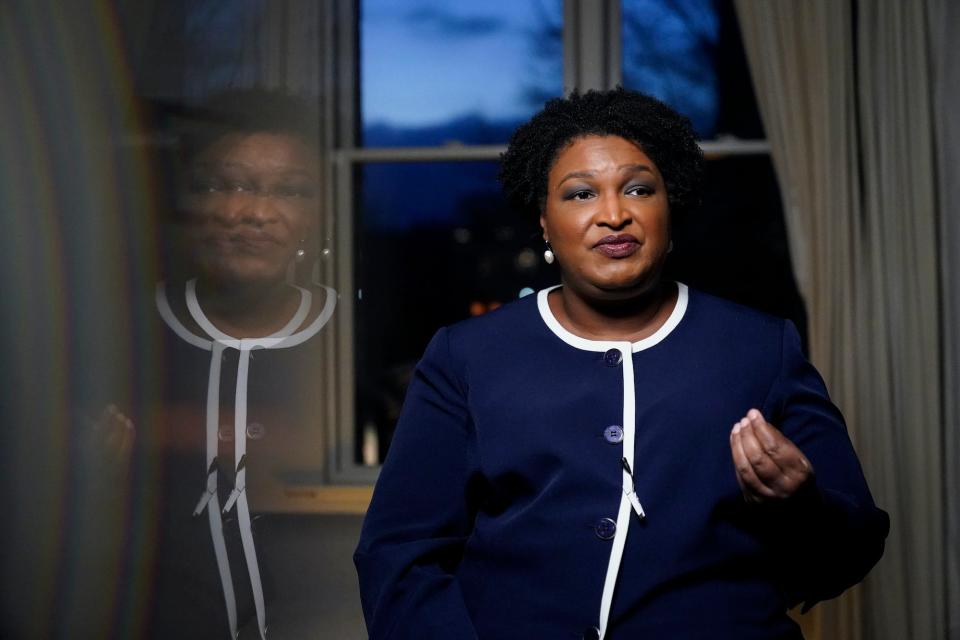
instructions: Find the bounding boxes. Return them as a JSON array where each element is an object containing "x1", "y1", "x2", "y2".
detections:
[
  {"x1": 360, "y1": 0, "x2": 563, "y2": 146},
  {"x1": 668, "y1": 155, "x2": 806, "y2": 342},
  {"x1": 621, "y1": 0, "x2": 764, "y2": 139},
  {"x1": 5, "y1": 3, "x2": 362, "y2": 638},
  {"x1": 354, "y1": 161, "x2": 554, "y2": 463}
]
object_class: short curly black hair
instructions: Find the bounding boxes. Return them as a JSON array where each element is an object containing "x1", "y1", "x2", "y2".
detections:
[
  {"x1": 499, "y1": 88, "x2": 703, "y2": 222},
  {"x1": 179, "y1": 88, "x2": 320, "y2": 164}
]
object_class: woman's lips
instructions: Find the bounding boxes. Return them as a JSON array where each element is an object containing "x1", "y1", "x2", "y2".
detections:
[
  {"x1": 204, "y1": 230, "x2": 284, "y2": 254},
  {"x1": 594, "y1": 234, "x2": 640, "y2": 258}
]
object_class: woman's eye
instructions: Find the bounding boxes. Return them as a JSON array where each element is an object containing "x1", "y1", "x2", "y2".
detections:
[
  {"x1": 228, "y1": 181, "x2": 254, "y2": 193},
  {"x1": 191, "y1": 178, "x2": 251, "y2": 194},
  {"x1": 566, "y1": 189, "x2": 594, "y2": 201},
  {"x1": 190, "y1": 178, "x2": 222, "y2": 194},
  {"x1": 272, "y1": 184, "x2": 315, "y2": 199},
  {"x1": 626, "y1": 184, "x2": 654, "y2": 197}
]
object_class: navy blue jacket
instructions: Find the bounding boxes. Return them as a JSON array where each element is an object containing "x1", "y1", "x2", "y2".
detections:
[{"x1": 355, "y1": 284, "x2": 888, "y2": 639}]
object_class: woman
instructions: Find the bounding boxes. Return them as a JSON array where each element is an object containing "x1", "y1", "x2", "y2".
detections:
[
  {"x1": 354, "y1": 89, "x2": 888, "y2": 639},
  {"x1": 151, "y1": 89, "x2": 336, "y2": 639}
]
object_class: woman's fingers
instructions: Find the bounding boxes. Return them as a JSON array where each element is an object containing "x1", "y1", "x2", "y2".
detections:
[
  {"x1": 747, "y1": 409, "x2": 811, "y2": 480},
  {"x1": 94, "y1": 404, "x2": 136, "y2": 463},
  {"x1": 730, "y1": 410, "x2": 812, "y2": 502},
  {"x1": 730, "y1": 418, "x2": 777, "y2": 501},
  {"x1": 115, "y1": 412, "x2": 135, "y2": 457}
]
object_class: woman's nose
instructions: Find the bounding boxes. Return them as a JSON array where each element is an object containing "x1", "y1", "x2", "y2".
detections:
[
  {"x1": 596, "y1": 192, "x2": 630, "y2": 228},
  {"x1": 221, "y1": 191, "x2": 278, "y2": 226}
]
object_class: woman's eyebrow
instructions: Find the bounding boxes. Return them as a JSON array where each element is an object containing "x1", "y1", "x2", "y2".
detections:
[
  {"x1": 195, "y1": 161, "x2": 314, "y2": 178},
  {"x1": 556, "y1": 164, "x2": 655, "y2": 189},
  {"x1": 618, "y1": 163, "x2": 655, "y2": 174},
  {"x1": 556, "y1": 170, "x2": 595, "y2": 188}
]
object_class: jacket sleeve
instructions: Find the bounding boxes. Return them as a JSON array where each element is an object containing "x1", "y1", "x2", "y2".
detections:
[
  {"x1": 354, "y1": 327, "x2": 481, "y2": 639},
  {"x1": 759, "y1": 320, "x2": 890, "y2": 610}
]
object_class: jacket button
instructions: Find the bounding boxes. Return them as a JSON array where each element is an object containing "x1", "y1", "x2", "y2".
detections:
[
  {"x1": 603, "y1": 349, "x2": 622, "y2": 367},
  {"x1": 247, "y1": 422, "x2": 266, "y2": 440},
  {"x1": 583, "y1": 626, "x2": 601, "y2": 640},
  {"x1": 595, "y1": 517, "x2": 617, "y2": 540},
  {"x1": 603, "y1": 425, "x2": 624, "y2": 444}
]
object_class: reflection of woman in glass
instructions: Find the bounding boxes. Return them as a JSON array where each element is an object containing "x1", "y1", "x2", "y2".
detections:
[
  {"x1": 355, "y1": 89, "x2": 888, "y2": 639},
  {"x1": 153, "y1": 89, "x2": 335, "y2": 639}
]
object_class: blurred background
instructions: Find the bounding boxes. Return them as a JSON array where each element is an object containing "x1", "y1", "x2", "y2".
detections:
[{"x1": 0, "y1": 1, "x2": 956, "y2": 638}]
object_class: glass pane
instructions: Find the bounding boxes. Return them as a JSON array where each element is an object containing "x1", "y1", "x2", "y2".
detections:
[
  {"x1": 621, "y1": 0, "x2": 765, "y2": 139},
  {"x1": 120, "y1": 0, "x2": 325, "y2": 101},
  {"x1": 668, "y1": 155, "x2": 806, "y2": 342},
  {"x1": 360, "y1": 0, "x2": 564, "y2": 146},
  {"x1": 354, "y1": 161, "x2": 555, "y2": 463},
  {"x1": 1, "y1": 3, "x2": 361, "y2": 637}
]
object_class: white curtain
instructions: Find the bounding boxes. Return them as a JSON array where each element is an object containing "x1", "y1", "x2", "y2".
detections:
[
  {"x1": 854, "y1": 3, "x2": 944, "y2": 638},
  {"x1": 734, "y1": 1, "x2": 946, "y2": 639},
  {"x1": 244, "y1": 0, "x2": 326, "y2": 95}
]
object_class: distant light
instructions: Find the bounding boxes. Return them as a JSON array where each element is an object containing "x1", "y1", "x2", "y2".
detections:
[
  {"x1": 362, "y1": 422, "x2": 379, "y2": 467},
  {"x1": 515, "y1": 248, "x2": 537, "y2": 270},
  {"x1": 519, "y1": 287, "x2": 535, "y2": 298},
  {"x1": 453, "y1": 228, "x2": 472, "y2": 244}
]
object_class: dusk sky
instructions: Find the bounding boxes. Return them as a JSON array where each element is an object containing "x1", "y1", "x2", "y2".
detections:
[
  {"x1": 361, "y1": 0, "x2": 563, "y2": 128},
  {"x1": 361, "y1": 0, "x2": 721, "y2": 137}
]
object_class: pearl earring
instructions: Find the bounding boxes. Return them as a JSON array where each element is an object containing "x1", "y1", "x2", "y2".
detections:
[
  {"x1": 544, "y1": 242, "x2": 555, "y2": 265},
  {"x1": 296, "y1": 240, "x2": 306, "y2": 262}
]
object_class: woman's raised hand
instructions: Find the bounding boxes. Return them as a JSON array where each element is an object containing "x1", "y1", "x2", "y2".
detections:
[
  {"x1": 88, "y1": 403, "x2": 135, "y2": 474},
  {"x1": 730, "y1": 409, "x2": 813, "y2": 502}
]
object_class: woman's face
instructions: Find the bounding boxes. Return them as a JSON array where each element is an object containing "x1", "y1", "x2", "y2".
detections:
[
  {"x1": 541, "y1": 135, "x2": 670, "y2": 300},
  {"x1": 183, "y1": 132, "x2": 319, "y2": 288}
]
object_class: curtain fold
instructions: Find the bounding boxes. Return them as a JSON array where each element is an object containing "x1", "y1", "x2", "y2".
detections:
[
  {"x1": 854, "y1": 4, "x2": 944, "y2": 638},
  {"x1": 933, "y1": 0, "x2": 960, "y2": 637},
  {"x1": 734, "y1": 2, "x2": 946, "y2": 639}
]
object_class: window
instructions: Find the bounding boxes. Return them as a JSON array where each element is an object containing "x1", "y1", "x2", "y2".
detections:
[
  {"x1": 619, "y1": 0, "x2": 804, "y2": 333},
  {"x1": 334, "y1": 0, "x2": 804, "y2": 483},
  {"x1": 334, "y1": 0, "x2": 564, "y2": 482}
]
